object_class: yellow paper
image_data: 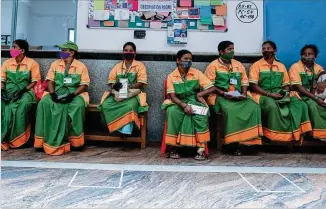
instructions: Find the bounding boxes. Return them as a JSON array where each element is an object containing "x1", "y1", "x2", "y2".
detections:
[{"x1": 94, "y1": 0, "x2": 105, "y2": 10}]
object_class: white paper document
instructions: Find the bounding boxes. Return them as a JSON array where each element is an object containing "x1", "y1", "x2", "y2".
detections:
[
  {"x1": 224, "y1": 91, "x2": 242, "y2": 97},
  {"x1": 94, "y1": 10, "x2": 110, "y2": 20},
  {"x1": 114, "y1": 9, "x2": 130, "y2": 20},
  {"x1": 119, "y1": 79, "x2": 129, "y2": 99},
  {"x1": 188, "y1": 104, "x2": 209, "y2": 116}
]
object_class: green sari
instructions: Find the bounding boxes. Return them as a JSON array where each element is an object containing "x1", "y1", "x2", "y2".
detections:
[
  {"x1": 253, "y1": 67, "x2": 311, "y2": 142},
  {"x1": 212, "y1": 69, "x2": 262, "y2": 145},
  {"x1": 34, "y1": 62, "x2": 88, "y2": 155},
  {"x1": 1, "y1": 65, "x2": 36, "y2": 150},
  {"x1": 98, "y1": 72, "x2": 148, "y2": 133}
]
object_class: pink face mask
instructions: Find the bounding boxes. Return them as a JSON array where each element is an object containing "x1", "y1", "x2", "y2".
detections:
[{"x1": 10, "y1": 49, "x2": 21, "y2": 58}]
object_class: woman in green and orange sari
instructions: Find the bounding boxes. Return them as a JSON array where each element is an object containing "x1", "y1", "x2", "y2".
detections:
[
  {"x1": 289, "y1": 44, "x2": 326, "y2": 140},
  {"x1": 205, "y1": 41, "x2": 262, "y2": 155},
  {"x1": 249, "y1": 41, "x2": 312, "y2": 142},
  {"x1": 1, "y1": 40, "x2": 41, "y2": 151},
  {"x1": 162, "y1": 49, "x2": 215, "y2": 160},
  {"x1": 34, "y1": 41, "x2": 90, "y2": 155},
  {"x1": 98, "y1": 42, "x2": 148, "y2": 135}
]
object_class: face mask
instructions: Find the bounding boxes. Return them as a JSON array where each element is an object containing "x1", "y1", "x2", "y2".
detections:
[
  {"x1": 60, "y1": 51, "x2": 71, "y2": 59},
  {"x1": 181, "y1": 60, "x2": 192, "y2": 69},
  {"x1": 123, "y1": 52, "x2": 135, "y2": 61},
  {"x1": 301, "y1": 57, "x2": 315, "y2": 65},
  {"x1": 220, "y1": 51, "x2": 234, "y2": 62},
  {"x1": 262, "y1": 51, "x2": 274, "y2": 59},
  {"x1": 10, "y1": 49, "x2": 21, "y2": 58}
]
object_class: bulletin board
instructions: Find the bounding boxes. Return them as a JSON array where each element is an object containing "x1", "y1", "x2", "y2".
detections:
[{"x1": 88, "y1": 0, "x2": 228, "y2": 33}]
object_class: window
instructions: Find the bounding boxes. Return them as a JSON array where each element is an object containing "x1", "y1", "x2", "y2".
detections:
[
  {"x1": 68, "y1": 28, "x2": 75, "y2": 43},
  {"x1": 2, "y1": 0, "x2": 77, "y2": 50},
  {"x1": 1, "y1": 0, "x2": 13, "y2": 47}
]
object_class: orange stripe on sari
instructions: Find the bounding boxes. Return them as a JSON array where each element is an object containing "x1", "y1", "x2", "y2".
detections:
[
  {"x1": 224, "y1": 125, "x2": 262, "y2": 145},
  {"x1": 9, "y1": 124, "x2": 31, "y2": 148},
  {"x1": 107, "y1": 111, "x2": 140, "y2": 132}
]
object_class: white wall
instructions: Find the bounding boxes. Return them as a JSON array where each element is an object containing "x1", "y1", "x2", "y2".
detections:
[
  {"x1": 1, "y1": 0, "x2": 76, "y2": 49},
  {"x1": 76, "y1": 0, "x2": 264, "y2": 54},
  {"x1": 27, "y1": 0, "x2": 76, "y2": 49}
]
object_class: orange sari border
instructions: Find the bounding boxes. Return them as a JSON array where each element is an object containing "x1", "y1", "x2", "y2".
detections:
[
  {"x1": 224, "y1": 125, "x2": 263, "y2": 144},
  {"x1": 1, "y1": 142, "x2": 9, "y2": 151},
  {"x1": 69, "y1": 133, "x2": 85, "y2": 147},
  {"x1": 165, "y1": 131, "x2": 210, "y2": 147},
  {"x1": 313, "y1": 129, "x2": 326, "y2": 139},
  {"x1": 43, "y1": 142, "x2": 70, "y2": 156},
  {"x1": 107, "y1": 111, "x2": 140, "y2": 132},
  {"x1": 263, "y1": 128, "x2": 293, "y2": 142},
  {"x1": 9, "y1": 125, "x2": 31, "y2": 148},
  {"x1": 34, "y1": 136, "x2": 44, "y2": 148}
]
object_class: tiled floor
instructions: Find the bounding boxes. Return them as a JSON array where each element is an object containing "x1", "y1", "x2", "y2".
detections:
[{"x1": 2, "y1": 145, "x2": 326, "y2": 208}]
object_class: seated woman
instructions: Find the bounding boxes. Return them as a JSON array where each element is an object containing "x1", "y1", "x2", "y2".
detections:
[
  {"x1": 162, "y1": 49, "x2": 215, "y2": 160},
  {"x1": 98, "y1": 42, "x2": 148, "y2": 136},
  {"x1": 249, "y1": 41, "x2": 312, "y2": 142},
  {"x1": 34, "y1": 41, "x2": 90, "y2": 155},
  {"x1": 1, "y1": 40, "x2": 41, "y2": 151},
  {"x1": 289, "y1": 44, "x2": 326, "y2": 140},
  {"x1": 205, "y1": 41, "x2": 262, "y2": 155}
]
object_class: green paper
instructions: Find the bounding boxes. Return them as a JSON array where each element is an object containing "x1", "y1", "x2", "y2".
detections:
[
  {"x1": 187, "y1": 20, "x2": 198, "y2": 29},
  {"x1": 129, "y1": 16, "x2": 145, "y2": 28},
  {"x1": 200, "y1": 17, "x2": 212, "y2": 25},
  {"x1": 194, "y1": 0, "x2": 210, "y2": 6},
  {"x1": 210, "y1": 0, "x2": 222, "y2": 5},
  {"x1": 94, "y1": 0, "x2": 105, "y2": 10}
]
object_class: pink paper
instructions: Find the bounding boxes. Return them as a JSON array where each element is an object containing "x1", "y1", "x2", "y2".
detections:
[
  {"x1": 157, "y1": 12, "x2": 170, "y2": 17},
  {"x1": 150, "y1": 21, "x2": 162, "y2": 29},
  {"x1": 129, "y1": 0, "x2": 138, "y2": 11},
  {"x1": 180, "y1": 0, "x2": 192, "y2": 7}
]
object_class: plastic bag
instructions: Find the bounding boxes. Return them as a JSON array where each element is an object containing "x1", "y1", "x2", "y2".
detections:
[{"x1": 34, "y1": 80, "x2": 48, "y2": 101}]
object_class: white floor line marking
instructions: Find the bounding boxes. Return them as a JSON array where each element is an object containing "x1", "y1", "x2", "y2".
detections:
[
  {"x1": 238, "y1": 172, "x2": 260, "y2": 192},
  {"x1": 68, "y1": 171, "x2": 78, "y2": 187},
  {"x1": 3, "y1": 160, "x2": 326, "y2": 174},
  {"x1": 118, "y1": 170, "x2": 124, "y2": 188},
  {"x1": 67, "y1": 170, "x2": 123, "y2": 189},
  {"x1": 278, "y1": 173, "x2": 306, "y2": 193}
]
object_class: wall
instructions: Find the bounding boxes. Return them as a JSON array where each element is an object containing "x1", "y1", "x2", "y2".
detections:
[
  {"x1": 27, "y1": 0, "x2": 76, "y2": 49},
  {"x1": 76, "y1": 0, "x2": 264, "y2": 54},
  {"x1": 1, "y1": 0, "x2": 76, "y2": 49},
  {"x1": 264, "y1": 0, "x2": 326, "y2": 68}
]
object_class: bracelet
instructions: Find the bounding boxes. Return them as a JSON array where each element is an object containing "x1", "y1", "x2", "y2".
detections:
[
  {"x1": 266, "y1": 92, "x2": 270, "y2": 97},
  {"x1": 314, "y1": 96, "x2": 319, "y2": 101},
  {"x1": 183, "y1": 104, "x2": 188, "y2": 109}
]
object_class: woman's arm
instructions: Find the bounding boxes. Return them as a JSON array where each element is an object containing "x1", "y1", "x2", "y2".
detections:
[{"x1": 170, "y1": 92, "x2": 192, "y2": 114}]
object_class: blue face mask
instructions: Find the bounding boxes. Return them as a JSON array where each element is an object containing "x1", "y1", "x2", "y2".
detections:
[
  {"x1": 181, "y1": 60, "x2": 192, "y2": 69},
  {"x1": 60, "y1": 51, "x2": 70, "y2": 59}
]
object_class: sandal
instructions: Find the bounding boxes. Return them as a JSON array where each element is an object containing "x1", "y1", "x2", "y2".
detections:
[
  {"x1": 233, "y1": 149, "x2": 242, "y2": 156},
  {"x1": 170, "y1": 151, "x2": 180, "y2": 159},
  {"x1": 194, "y1": 150, "x2": 206, "y2": 161}
]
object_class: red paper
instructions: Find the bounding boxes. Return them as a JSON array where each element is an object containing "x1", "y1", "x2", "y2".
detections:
[
  {"x1": 180, "y1": 0, "x2": 192, "y2": 7},
  {"x1": 214, "y1": 20, "x2": 227, "y2": 31},
  {"x1": 129, "y1": 0, "x2": 138, "y2": 11}
]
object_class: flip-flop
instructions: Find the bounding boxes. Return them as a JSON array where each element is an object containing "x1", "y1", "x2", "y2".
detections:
[
  {"x1": 194, "y1": 151, "x2": 206, "y2": 161},
  {"x1": 170, "y1": 151, "x2": 180, "y2": 159}
]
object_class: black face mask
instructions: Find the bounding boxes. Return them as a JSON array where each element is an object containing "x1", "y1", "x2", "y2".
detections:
[
  {"x1": 301, "y1": 57, "x2": 315, "y2": 65},
  {"x1": 262, "y1": 51, "x2": 274, "y2": 59},
  {"x1": 123, "y1": 53, "x2": 135, "y2": 61}
]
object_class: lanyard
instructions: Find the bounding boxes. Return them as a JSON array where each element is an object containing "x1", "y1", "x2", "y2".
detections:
[{"x1": 121, "y1": 61, "x2": 133, "y2": 78}]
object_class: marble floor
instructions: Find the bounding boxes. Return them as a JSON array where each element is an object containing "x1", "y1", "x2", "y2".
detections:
[{"x1": 2, "y1": 145, "x2": 326, "y2": 208}]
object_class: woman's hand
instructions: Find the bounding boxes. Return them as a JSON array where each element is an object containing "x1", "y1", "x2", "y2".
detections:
[
  {"x1": 223, "y1": 92, "x2": 234, "y2": 100},
  {"x1": 183, "y1": 105, "x2": 193, "y2": 115},
  {"x1": 316, "y1": 98, "x2": 326, "y2": 107},
  {"x1": 196, "y1": 94, "x2": 206, "y2": 104},
  {"x1": 269, "y1": 93, "x2": 283, "y2": 100}
]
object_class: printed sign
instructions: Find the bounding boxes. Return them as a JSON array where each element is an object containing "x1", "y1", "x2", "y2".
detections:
[
  {"x1": 138, "y1": 0, "x2": 173, "y2": 12},
  {"x1": 236, "y1": 1, "x2": 258, "y2": 23}
]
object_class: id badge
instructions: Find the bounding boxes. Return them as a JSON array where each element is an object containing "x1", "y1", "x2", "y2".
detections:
[
  {"x1": 230, "y1": 78, "x2": 237, "y2": 85},
  {"x1": 64, "y1": 77, "x2": 72, "y2": 84},
  {"x1": 119, "y1": 78, "x2": 128, "y2": 99}
]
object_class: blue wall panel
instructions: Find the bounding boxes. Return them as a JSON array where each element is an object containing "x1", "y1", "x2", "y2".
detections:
[{"x1": 264, "y1": 0, "x2": 326, "y2": 68}]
